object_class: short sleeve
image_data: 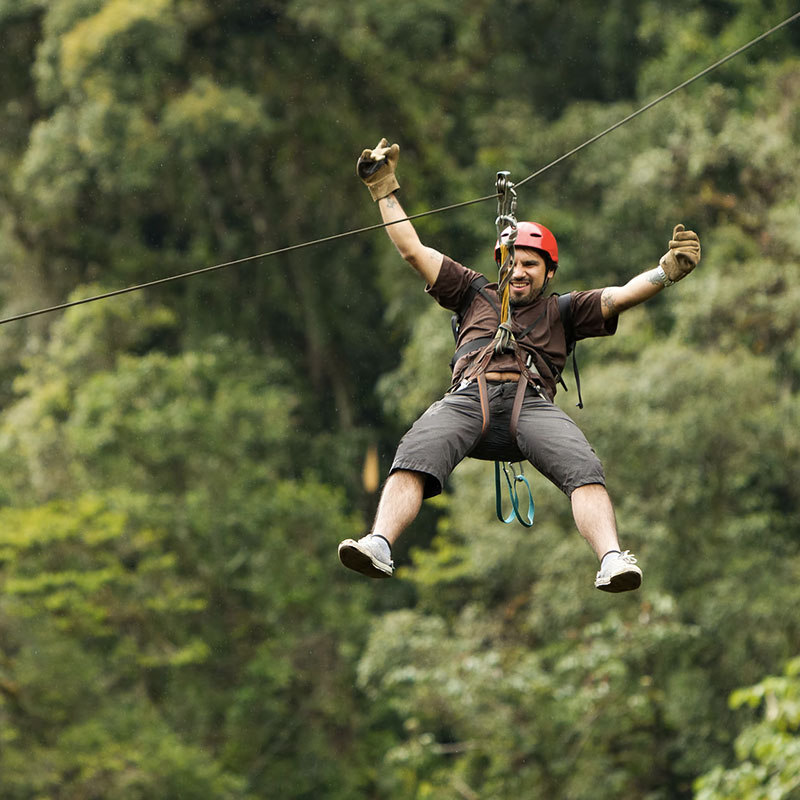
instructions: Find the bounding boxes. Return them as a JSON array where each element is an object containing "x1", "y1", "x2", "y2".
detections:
[
  {"x1": 569, "y1": 289, "x2": 618, "y2": 340},
  {"x1": 426, "y1": 256, "x2": 486, "y2": 312}
]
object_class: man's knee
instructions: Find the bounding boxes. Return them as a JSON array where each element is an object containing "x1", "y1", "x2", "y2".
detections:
[
  {"x1": 569, "y1": 481, "x2": 608, "y2": 500},
  {"x1": 387, "y1": 469, "x2": 426, "y2": 489},
  {"x1": 387, "y1": 467, "x2": 441, "y2": 499}
]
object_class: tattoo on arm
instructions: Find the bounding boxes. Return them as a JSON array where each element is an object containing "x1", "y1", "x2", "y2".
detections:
[
  {"x1": 385, "y1": 196, "x2": 398, "y2": 209},
  {"x1": 602, "y1": 289, "x2": 618, "y2": 316}
]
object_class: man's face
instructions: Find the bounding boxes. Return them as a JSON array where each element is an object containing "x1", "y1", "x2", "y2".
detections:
[{"x1": 508, "y1": 247, "x2": 555, "y2": 306}]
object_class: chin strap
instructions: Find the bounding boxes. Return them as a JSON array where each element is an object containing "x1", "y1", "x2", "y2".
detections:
[{"x1": 538, "y1": 275, "x2": 550, "y2": 299}]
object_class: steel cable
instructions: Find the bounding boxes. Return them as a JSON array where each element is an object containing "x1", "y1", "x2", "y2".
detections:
[{"x1": 1, "y1": 9, "x2": 797, "y2": 326}]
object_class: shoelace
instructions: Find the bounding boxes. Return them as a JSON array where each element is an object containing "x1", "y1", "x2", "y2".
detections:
[{"x1": 597, "y1": 550, "x2": 639, "y2": 578}]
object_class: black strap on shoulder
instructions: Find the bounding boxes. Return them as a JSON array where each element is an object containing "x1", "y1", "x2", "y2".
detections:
[
  {"x1": 513, "y1": 297, "x2": 570, "y2": 396},
  {"x1": 451, "y1": 275, "x2": 494, "y2": 340},
  {"x1": 557, "y1": 293, "x2": 574, "y2": 352},
  {"x1": 517, "y1": 306, "x2": 548, "y2": 340},
  {"x1": 450, "y1": 274, "x2": 498, "y2": 369},
  {"x1": 557, "y1": 292, "x2": 583, "y2": 408},
  {"x1": 450, "y1": 336, "x2": 494, "y2": 369}
]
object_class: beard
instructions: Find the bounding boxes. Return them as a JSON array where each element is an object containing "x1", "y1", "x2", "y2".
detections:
[
  {"x1": 509, "y1": 275, "x2": 550, "y2": 306},
  {"x1": 509, "y1": 285, "x2": 542, "y2": 306}
]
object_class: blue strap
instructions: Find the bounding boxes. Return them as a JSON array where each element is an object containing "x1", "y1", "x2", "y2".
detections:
[{"x1": 494, "y1": 461, "x2": 535, "y2": 527}]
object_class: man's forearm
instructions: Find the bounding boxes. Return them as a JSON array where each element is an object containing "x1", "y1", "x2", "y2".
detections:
[
  {"x1": 377, "y1": 193, "x2": 443, "y2": 285},
  {"x1": 600, "y1": 266, "x2": 671, "y2": 318},
  {"x1": 378, "y1": 193, "x2": 422, "y2": 258}
]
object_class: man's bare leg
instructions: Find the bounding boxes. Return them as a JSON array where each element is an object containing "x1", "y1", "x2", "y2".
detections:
[
  {"x1": 338, "y1": 470, "x2": 425, "y2": 578},
  {"x1": 571, "y1": 483, "x2": 642, "y2": 592},
  {"x1": 371, "y1": 469, "x2": 425, "y2": 546},
  {"x1": 570, "y1": 483, "x2": 620, "y2": 558}
]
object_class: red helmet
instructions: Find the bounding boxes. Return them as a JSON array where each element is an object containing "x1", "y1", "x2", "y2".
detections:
[{"x1": 495, "y1": 221, "x2": 558, "y2": 267}]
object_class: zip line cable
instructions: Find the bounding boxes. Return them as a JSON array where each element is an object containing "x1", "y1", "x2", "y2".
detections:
[
  {"x1": 1, "y1": 9, "x2": 797, "y2": 327},
  {"x1": 515, "y1": 9, "x2": 800, "y2": 190},
  {"x1": 0, "y1": 195, "x2": 495, "y2": 325}
]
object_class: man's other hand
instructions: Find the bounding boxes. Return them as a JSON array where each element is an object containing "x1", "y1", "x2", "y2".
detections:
[{"x1": 357, "y1": 138, "x2": 400, "y2": 201}]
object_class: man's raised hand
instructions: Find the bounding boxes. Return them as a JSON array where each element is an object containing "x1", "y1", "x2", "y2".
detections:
[
  {"x1": 660, "y1": 223, "x2": 701, "y2": 283},
  {"x1": 357, "y1": 138, "x2": 400, "y2": 201}
]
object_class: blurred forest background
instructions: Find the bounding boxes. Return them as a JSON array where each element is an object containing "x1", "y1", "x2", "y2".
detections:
[{"x1": 0, "y1": 1, "x2": 799, "y2": 798}]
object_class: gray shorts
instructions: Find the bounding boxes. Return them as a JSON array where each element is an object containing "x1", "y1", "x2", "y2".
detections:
[{"x1": 390, "y1": 381, "x2": 606, "y2": 499}]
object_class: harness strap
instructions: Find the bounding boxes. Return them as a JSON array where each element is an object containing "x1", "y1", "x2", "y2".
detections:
[
  {"x1": 516, "y1": 307, "x2": 547, "y2": 339},
  {"x1": 463, "y1": 339, "x2": 499, "y2": 383},
  {"x1": 509, "y1": 373, "x2": 528, "y2": 440},
  {"x1": 450, "y1": 275, "x2": 500, "y2": 370},
  {"x1": 450, "y1": 336, "x2": 494, "y2": 370},
  {"x1": 527, "y1": 347, "x2": 569, "y2": 395},
  {"x1": 557, "y1": 292, "x2": 583, "y2": 408},
  {"x1": 571, "y1": 344, "x2": 583, "y2": 409},
  {"x1": 476, "y1": 372, "x2": 536, "y2": 528},
  {"x1": 476, "y1": 373, "x2": 490, "y2": 439}
]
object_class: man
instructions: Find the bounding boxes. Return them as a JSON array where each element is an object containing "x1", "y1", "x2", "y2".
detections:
[{"x1": 338, "y1": 139, "x2": 701, "y2": 592}]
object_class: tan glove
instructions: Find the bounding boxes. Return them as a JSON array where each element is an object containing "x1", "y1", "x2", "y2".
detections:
[
  {"x1": 659, "y1": 223, "x2": 701, "y2": 283},
  {"x1": 356, "y1": 138, "x2": 400, "y2": 201}
]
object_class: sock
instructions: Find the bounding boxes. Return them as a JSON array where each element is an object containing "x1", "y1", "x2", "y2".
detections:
[{"x1": 600, "y1": 550, "x2": 621, "y2": 569}]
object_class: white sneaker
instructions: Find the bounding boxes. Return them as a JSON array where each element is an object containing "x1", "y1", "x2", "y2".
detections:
[
  {"x1": 338, "y1": 534, "x2": 394, "y2": 579},
  {"x1": 594, "y1": 550, "x2": 642, "y2": 593}
]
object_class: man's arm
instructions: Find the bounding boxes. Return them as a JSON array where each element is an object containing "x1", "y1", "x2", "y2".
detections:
[
  {"x1": 378, "y1": 192, "x2": 443, "y2": 286},
  {"x1": 601, "y1": 267, "x2": 670, "y2": 319},
  {"x1": 600, "y1": 224, "x2": 701, "y2": 320},
  {"x1": 357, "y1": 138, "x2": 443, "y2": 286}
]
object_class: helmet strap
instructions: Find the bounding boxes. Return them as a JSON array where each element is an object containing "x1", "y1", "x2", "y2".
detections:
[{"x1": 534, "y1": 274, "x2": 551, "y2": 301}]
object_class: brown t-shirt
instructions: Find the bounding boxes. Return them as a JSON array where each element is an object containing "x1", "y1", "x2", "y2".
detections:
[{"x1": 427, "y1": 256, "x2": 618, "y2": 399}]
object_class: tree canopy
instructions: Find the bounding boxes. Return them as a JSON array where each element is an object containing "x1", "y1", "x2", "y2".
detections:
[{"x1": 0, "y1": 1, "x2": 799, "y2": 798}]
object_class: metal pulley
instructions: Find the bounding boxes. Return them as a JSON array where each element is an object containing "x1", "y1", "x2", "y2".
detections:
[
  {"x1": 494, "y1": 171, "x2": 518, "y2": 353},
  {"x1": 495, "y1": 170, "x2": 518, "y2": 248}
]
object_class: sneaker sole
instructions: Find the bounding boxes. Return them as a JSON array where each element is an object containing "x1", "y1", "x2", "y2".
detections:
[
  {"x1": 596, "y1": 569, "x2": 642, "y2": 593},
  {"x1": 338, "y1": 540, "x2": 393, "y2": 579}
]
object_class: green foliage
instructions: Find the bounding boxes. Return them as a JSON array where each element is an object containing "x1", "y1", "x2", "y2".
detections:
[
  {"x1": 350, "y1": 24, "x2": 800, "y2": 800},
  {"x1": 1, "y1": 1, "x2": 800, "y2": 797},
  {"x1": 695, "y1": 656, "x2": 800, "y2": 800},
  {"x1": 0, "y1": 293, "x2": 374, "y2": 798},
  {"x1": 0, "y1": 289, "x2": 298, "y2": 502},
  {"x1": 2, "y1": 697, "x2": 251, "y2": 799}
]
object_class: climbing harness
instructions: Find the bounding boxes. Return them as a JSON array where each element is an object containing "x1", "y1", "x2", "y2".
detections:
[
  {"x1": 451, "y1": 170, "x2": 539, "y2": 527},
  {"x1": 448, "y1": 164, "x2": 593, "y2": 525},
  {"x1": 461, "y1": 172, "x2": 533, "y2": 527}
]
